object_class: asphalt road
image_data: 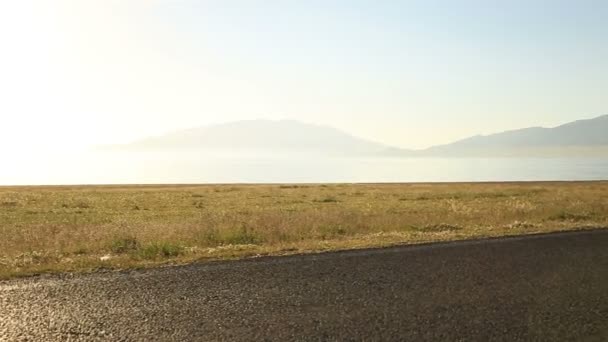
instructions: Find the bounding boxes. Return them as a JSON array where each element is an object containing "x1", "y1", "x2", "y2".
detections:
[{"x1": 1, "y1": 229, "x2": 607, "y2": 341}]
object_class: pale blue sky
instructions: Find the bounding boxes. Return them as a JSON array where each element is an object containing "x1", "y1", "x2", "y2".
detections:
[{"x1": 0, "y1": 0, "x2": 606, "y2": 154}]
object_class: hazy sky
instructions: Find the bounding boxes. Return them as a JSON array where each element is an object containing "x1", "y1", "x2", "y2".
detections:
[{"x1": 1, "y1": 0, "x2": 607, "y2": 155}]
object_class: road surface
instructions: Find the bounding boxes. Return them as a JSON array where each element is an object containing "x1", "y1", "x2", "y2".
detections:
[{"x1": 1, "y1": 229, "x2": 607, "y2": 341}]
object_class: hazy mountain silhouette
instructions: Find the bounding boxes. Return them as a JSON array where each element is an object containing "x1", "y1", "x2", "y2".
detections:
[
  {"x1": 421, "y1": 114, "x2": 608, "y2": 157},
  {"x1": 115, "y1": 120, "x2": 391, "y2": 156},
  {"x1": 109, "y1": 115, "x2": 608, "y2": 157}
]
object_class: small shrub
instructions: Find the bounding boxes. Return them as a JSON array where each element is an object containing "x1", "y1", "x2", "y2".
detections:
[
  {"x1": 59, "y1": 201, "x2": 92, "y2": 209},
  {"x1": 549, "y1": 212, "x2": 591, "y2": 222},
  {"x1": 314, "y1": 197, "x2": 339, "y2": 203},
  {"x1": 450, "y1": 194, "x2": 465, "y2": 199},
  {"x1": 319, "y1": 225, "x2": 347, "y2": 238},
  {"x1": 73, "y1": 201, "x2": 91, "y2": 209},
  {"x1": 199, "y1": 229, "x2": 220, "y2": 245},
  {"x1": 73, "y1": 248, "x2": 88, "y2": 255},
  {"x1": 221, "y1": 226, "x2": 259, "y2": 245},
  {"x1": 110, "y1": 237, "x2": 139, "y2": 254},
  {"x1": 279, "y1": 185, "x2": 300, "y2": 189},
  {"x1": 214, "y1": 187, "x2": 240, "y2": 193},
  {"x1": 12, "y1": 251, "x2": 54, "y2": 267}
]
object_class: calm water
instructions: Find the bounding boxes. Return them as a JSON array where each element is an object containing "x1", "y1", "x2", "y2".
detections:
[{"x1": 3, "y1": 152, "x2": 608, "y2": 185}]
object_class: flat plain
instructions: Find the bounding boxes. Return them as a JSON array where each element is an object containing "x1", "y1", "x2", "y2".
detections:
[{"x1": 1, "y1": 181, "x2": 607, "y2": 278}]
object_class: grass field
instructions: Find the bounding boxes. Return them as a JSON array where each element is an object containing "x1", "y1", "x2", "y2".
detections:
[{"x1": 1, "y1": 182, "x2": 607, "y2": 279}]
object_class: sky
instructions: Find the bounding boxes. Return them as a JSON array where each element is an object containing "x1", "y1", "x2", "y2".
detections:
[{"x1": 1, "y1": 0, "x2": 607, "y2": 157}]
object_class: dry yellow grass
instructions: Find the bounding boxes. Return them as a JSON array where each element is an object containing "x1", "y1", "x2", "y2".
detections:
[{"x1": 1, "y1": 182, "x2": 607, "y2": 278}]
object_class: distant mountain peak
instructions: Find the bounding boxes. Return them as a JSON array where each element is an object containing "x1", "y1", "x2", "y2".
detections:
[
  {"x1": 424, "y1": 114, "x2": 608, "y2": 156},
  {"x1": 113, "y1": 119, "x2": 391, "y2": 156}
]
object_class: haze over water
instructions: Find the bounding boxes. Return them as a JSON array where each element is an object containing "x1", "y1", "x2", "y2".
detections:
[{"x1": 4, "y1": 151, "x2": 607, "y2": 185}]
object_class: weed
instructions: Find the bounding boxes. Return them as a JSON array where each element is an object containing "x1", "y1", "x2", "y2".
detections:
[
  {"x1": 74, "y1": 201, "x2": 92, "y2": 209},
  {"x1": 549, "y1": 212, "x2": 591, "y2": 222},
  {"x1": 279, "y1": 185, "x2": 300, "y2": 189},
  {"x1": 220, "y1": 226, "x2": 259, "y2": 245},
  {"x1": 314, "y1": 197, "x2": 339, "y2": 203},
  {"x1": 73, "y1": 248, "x2": 88, "y2": 255},
  {"x1": 110, "y1": 237, "x2": 139, "y2": 254},
  {"x1": 320, "y1": 225, "x2": 347, "y2": 238},
  {"x1": 0, "y1": 201, "x2": 18, "y2": 207}
]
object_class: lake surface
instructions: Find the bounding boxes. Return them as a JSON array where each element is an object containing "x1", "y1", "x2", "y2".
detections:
[{"x1": 2, "y1": 151, "x2": 608, "y2": 185}]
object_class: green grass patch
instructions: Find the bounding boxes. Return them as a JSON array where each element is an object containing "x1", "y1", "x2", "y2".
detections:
[{"x1": 136, "y1": 242, "x2": 184, "y2": 260}]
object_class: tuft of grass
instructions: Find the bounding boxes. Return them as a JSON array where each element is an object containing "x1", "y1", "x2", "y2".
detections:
[
  {"x1": 279, "y1": 185, "x2": 301, "y2": 189},
  {"x1": 110, "y1": 237, "x2": 139, "y2": 254},
  {"x1": 73, "y1": 201, "x2": 92, "y2": 209},
  {"x1": 1, "y1": 201, "x2": 18, "y2": 207},
  {"x1": 319, "y1": 225, "x2": 348, "y2": 238},
  {"x1": 73, "y1": 248, "x2": 88, "y2": 255},
  {"x1": 220, "y1": 226, "x2": 259, "y2": 245},
  {"x1": 314, "y1": 197, "x2": 340, "y2": 203},
  {"x1": 136, "y1": 242, "x2": 184, "y2": 260},
  {"x1": 549, "y1": 212, "x2": 591, "y2": 222}
]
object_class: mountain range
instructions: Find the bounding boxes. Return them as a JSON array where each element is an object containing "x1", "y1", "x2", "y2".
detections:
[
  {"x1": 107, "y1": 114, "x2": 608, "y2": 157},
  {"x1": 420, "y1": 114, "x2": 608, "y2": 157}
]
